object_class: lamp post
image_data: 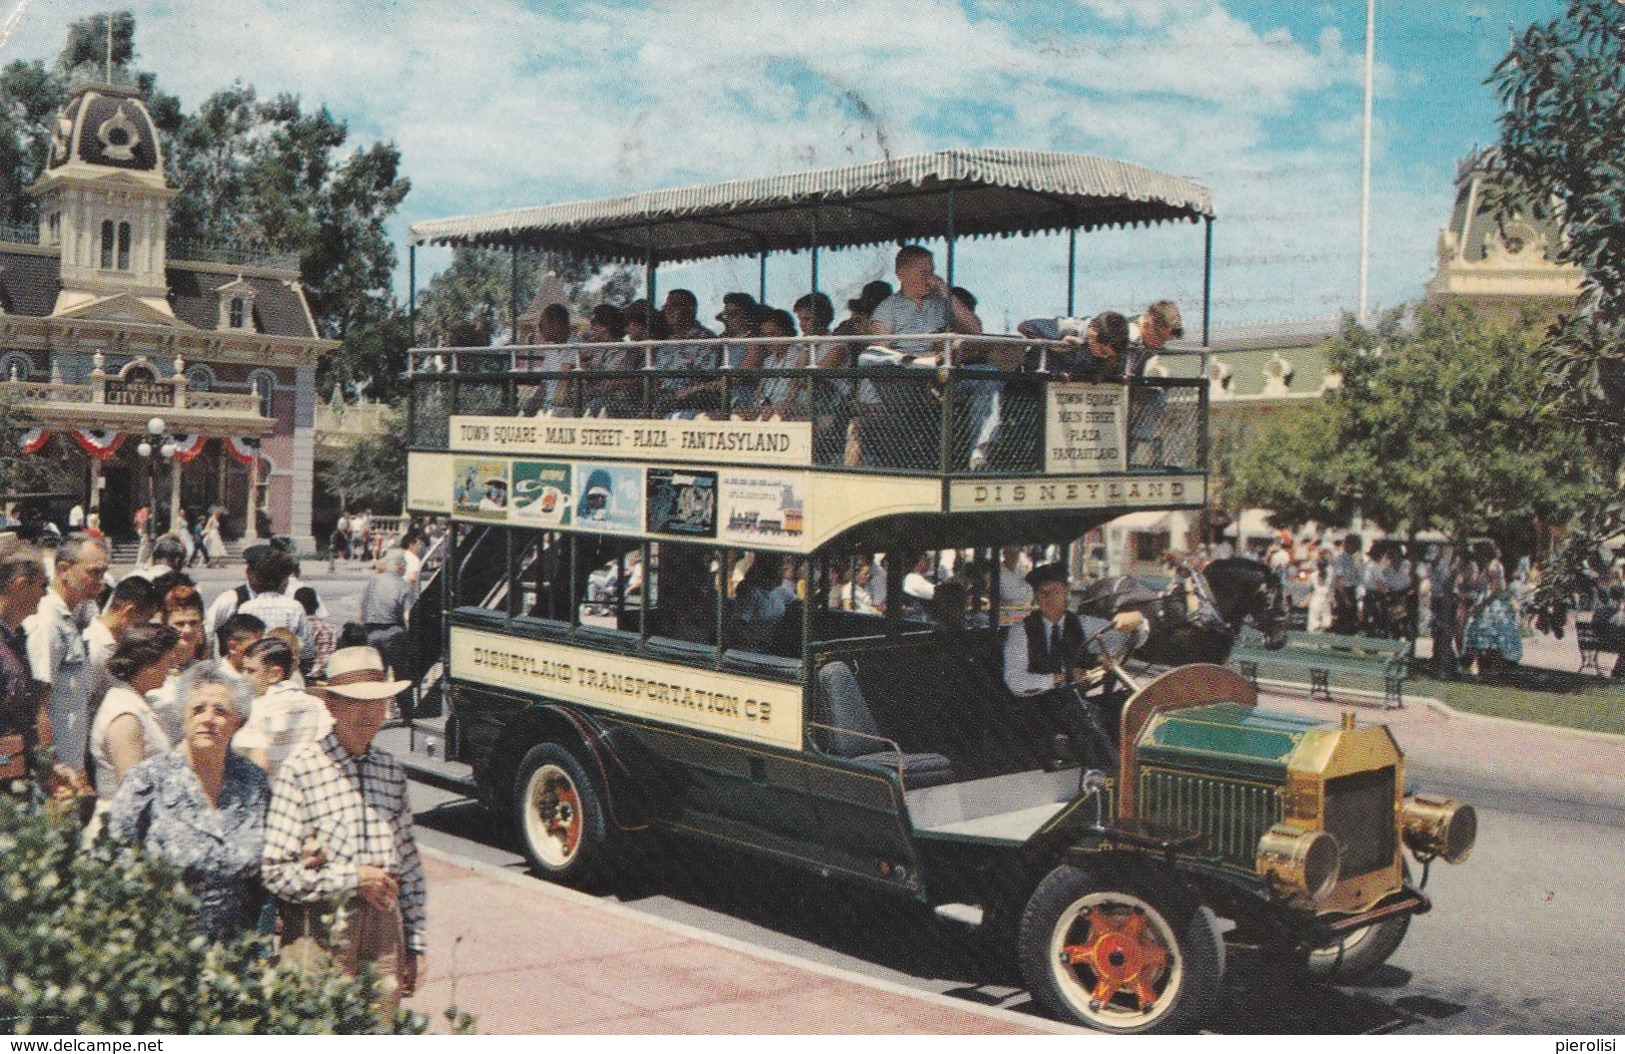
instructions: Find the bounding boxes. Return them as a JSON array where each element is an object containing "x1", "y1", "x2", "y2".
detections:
[{"x1": 136, "y1": 416, "x2": 172, "y2": 562}]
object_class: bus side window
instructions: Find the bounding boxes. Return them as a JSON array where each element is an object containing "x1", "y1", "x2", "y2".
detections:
[
  {"x1": 453, "y1": 524, "x2": 511, "y2": 617},
  {"x1": 725, "y1": 551, "x2": 803, "y2": 657},
  {"x1": 576, "y1": 537, "x2": 643, "y2": 633},
  {"x1": 646, "y1": 542, "x2": 719, "y2": 648},
  {"x1": 513, "y1": 529, "x2": 571, "y2": 625}
]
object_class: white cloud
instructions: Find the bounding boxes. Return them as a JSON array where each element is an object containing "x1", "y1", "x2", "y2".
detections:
[{"x1": 0, "y1": 0, "x2": 1453, "y2": 325}]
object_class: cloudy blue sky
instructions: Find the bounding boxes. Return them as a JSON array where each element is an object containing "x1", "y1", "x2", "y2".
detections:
[{"x1": 4, "y1": 0, "x2": 1560, "y2": 333}]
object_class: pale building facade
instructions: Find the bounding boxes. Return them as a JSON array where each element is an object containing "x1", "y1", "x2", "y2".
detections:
[{"x1": 0, "y1": 82, "x2": 334, "y2": 549}]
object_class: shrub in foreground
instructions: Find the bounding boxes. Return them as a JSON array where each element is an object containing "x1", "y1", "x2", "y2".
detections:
[{"x1": 0, "y1": 793, "x2": 425, "y2": 1034}]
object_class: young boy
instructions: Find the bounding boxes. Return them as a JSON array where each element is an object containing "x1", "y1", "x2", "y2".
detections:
[
  {"x1": 232, "y1": 635, "x2": 331, "y2": 778},
  {"x1": 216, "y1": 613, "x2": 266, "y2": 698}
]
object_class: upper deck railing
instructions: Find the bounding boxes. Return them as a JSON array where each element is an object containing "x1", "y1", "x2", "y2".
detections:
[{"x1": 407, "y1": 334, "x2": 1207, "y2": 478}]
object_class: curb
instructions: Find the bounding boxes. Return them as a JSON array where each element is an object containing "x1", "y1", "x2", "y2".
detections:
[{"x1": 419, "y1": 844, "x2": 1078, "y2": 1035}]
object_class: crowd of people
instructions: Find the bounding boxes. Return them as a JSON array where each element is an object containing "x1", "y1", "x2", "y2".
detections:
[
  {"x1": 0, "y1": 532, "x2": 428, "y2": 1012},
  {"x1": 1178, "y1": 529, "x2": 1544, "y2": 679},
  {"x1": 508, "y1": 244, "x2": 1183, "y2": 469}
]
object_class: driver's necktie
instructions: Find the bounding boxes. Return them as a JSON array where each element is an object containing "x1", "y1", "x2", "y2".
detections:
[{"x1": 1051, "y1": 622, "x2": 1065, "y2": 675}]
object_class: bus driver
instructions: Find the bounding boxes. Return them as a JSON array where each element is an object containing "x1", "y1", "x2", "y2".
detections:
[{"x1": 1002, "y1": 563, "x2": 1148, "y2": 769}]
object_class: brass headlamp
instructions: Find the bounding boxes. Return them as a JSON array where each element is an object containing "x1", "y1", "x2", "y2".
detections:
[{"x1": 1400, "y1": 794, "x2": 1477, "y2": 863}]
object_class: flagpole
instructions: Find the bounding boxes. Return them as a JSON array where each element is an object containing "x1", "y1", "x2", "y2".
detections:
[{"x1": 1358, "y1": 0, "x2": 1374, "y2": 326}]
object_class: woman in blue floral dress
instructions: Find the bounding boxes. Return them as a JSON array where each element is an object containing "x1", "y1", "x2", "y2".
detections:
[
  {"x1": 109, "y1": 665, "x2": 267, "y2": 943},
  {"x1": 1463, "y1": 545, "x2": 1522, "y2": 674}
]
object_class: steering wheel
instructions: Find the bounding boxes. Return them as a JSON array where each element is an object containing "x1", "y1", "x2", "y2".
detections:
[{"x1": 1087, "y1": 625, "x2": 1143, "y2": 696}]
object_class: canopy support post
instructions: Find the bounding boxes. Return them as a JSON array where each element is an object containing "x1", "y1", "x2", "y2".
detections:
[
  {"x1": 758, "y1": 242, "x2": 768, "y2": 302},
  {"x1": 407, "y1": 244, "x2": 417, "y2": 352},
  {"x1": 645, "y1": 224, "x2": 658, "y2": 308},
  {"x1": 1202, "y1": 217, "x2": 1213, "y2": 347},
  {"x1": 944, "y1": 187, "x2": 957, "y2": 287},
  {"x1": 1067, "y1": 226, "x2": 1078, "y2": 317},
  {"x1": 809, "y1": 210, "x2": 819, "y2": 294},
  {"x1": 509, "y1": 243, "x2": 520, "y2": 345}
]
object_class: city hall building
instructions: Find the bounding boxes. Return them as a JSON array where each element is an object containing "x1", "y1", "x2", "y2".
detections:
[{"x1": 0, "y1": 82, "x2": 334, "y2": 549}]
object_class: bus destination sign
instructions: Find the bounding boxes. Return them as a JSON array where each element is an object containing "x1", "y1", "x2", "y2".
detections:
[{"x1": 450, "y1": 415, "x2": 813, "y2": 467}]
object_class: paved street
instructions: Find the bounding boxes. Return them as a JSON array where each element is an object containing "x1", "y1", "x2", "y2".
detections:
[{"x1": 167, "y1": 559, "x2": 1625, "y2": 1034}]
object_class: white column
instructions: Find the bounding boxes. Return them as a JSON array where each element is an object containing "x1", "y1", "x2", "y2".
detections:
[
  {"x1": 290, "y1": 366, "x2": 318, "y2": 553},
  {"x1": 244, "y1": 443, "x2": 260, "y2": 541},
  {"x1": 169, "y1": 454, "x2": 182, "y2": 529}
]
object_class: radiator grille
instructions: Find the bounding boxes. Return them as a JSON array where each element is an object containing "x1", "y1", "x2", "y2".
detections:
[
  {"x1": 1324, "y1": 766, "x2": 1396, "y2": 876},
  {"x1": 1138, "y1": 768, "x2": 1282, "y2": 865}
]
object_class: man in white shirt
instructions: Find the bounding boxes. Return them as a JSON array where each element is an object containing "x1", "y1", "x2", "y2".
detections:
[
  {"x1": 901, "y1": 553, "x2": 937, "y2": 617},
  {"x1": 1003, "y1": 563, "x2": 1147, "y2": 769},
  {"x1": 25, "y1": 534, "x2": 109, "y2": 783},
  {"x1": 998, "y1": 547, "x2": 1034, "y2": 608},
  {"x1": 84, "y1": 575, "x2": 161, "y2": 713}
]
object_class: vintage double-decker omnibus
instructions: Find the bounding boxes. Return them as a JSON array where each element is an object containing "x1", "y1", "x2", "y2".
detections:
[{"x1": 401, "y1": 150, "x2": 1475, "y2": 1033}]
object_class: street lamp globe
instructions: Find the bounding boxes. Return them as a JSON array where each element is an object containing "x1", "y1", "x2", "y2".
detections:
[
  {"x1": 147, "y1": 416, "x2": 166, "y2": 436},
  {"x1": 160, "y1": 440, "x2": 177, "y2": 459},
  {"x1": 137, "y1": 440, "x2": 152, "y2": 458}
]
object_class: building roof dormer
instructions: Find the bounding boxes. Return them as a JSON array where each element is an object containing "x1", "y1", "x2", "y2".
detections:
[
  {"x1": 216, "y1": 274, "x2": 258, "y2": 332},
  {"x1": 1424, "y1": 148, "x2": 1581, "y2": 319}
]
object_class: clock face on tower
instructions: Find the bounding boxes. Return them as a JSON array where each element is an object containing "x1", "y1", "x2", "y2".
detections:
[{"x1": 97, "y1": 104, "x2": 142, "y2": 161}]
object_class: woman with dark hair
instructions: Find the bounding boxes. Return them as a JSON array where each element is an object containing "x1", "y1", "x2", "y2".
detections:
[
  {"x1": 89, "y1": 622, "x2": 180, "y2": 800},
  {"x1": 110, "y1": 664, "x2": 267, "y2": 943},
  {"x1": 149, "y1": 584, "x2": 211, "y2": 744},
  {"x1": 744, "y1": 308, "x2": 808, "y2": 419}
]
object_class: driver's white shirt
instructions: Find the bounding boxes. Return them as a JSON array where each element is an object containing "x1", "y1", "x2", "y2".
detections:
[{"x1": 1002, "y1": 612, "x2": 1146, "y2": 697}]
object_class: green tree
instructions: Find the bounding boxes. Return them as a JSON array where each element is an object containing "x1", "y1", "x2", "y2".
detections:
[
  {"x1": 165, "y1": 86, "x2": 411, "y2": 400},
  {"x1": 415, "y1": 246, "x2": 639, "y2": 349},
  {"x1": 1492, "y1": 0, "x2": 1625, "y2": 599},
  {"x1": 1222, "y1": 305, "x2": 1597, "y2": 555},
  {"x1": 319, "y1": 405, "x2": 411, "y2": 514}
]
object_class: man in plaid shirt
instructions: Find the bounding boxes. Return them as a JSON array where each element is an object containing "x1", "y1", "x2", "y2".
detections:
[{"x1": 262, "y1": 646, "x2": 425, "y2": 1012}]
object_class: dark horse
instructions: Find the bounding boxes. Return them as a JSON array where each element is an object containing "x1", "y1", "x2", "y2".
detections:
[{"x1": 1080, "y1": 558, "x2": 1287, "y2": 667}]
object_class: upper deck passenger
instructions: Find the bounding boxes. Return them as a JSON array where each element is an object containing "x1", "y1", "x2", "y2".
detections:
[
  {"x1": 652, "y1": 290, "x2": 721, "y2": 417},
  {"x1": 868, "y1": 245, "x2": 981, "y2": 354}
]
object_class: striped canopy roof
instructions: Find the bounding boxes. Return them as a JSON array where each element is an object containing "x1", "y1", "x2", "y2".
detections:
[{"x1": 408, "y1": 148, "x2": 1213, "y2": 264}]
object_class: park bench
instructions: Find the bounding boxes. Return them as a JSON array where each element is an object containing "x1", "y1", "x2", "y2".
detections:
[
  {"x1": 1576, "y1": 618, "x2": 1624, "y2": 677},
  {"x1": 1230, "y1": 630, "x2": 1411, "y2": 709}
]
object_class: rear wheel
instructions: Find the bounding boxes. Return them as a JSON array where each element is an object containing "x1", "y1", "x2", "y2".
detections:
[
  {"x1": 513, "y1": 742, "x2": 610, "y2": 885},
  {"x1": 1019, "y1": 864, "x2": 1223, "y2": 1034}
]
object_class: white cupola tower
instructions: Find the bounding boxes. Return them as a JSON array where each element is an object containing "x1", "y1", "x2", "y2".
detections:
[{"x1": 31, "y1": 82, "x2": 178, "y2": 315}]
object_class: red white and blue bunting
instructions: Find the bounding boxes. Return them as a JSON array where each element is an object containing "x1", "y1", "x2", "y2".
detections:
[
  {"x1": 225, "y1": 436, "x2": 257, "y2": 466},
  {"x1": 72, "y1": 429, "x2": 124, "y2": 461},
  {"x1": 171, "y1": 433, "x2": 207, "y2": 463},
  {"x1": 16, "y1": 428, "x2": 48, "y2": 455}
]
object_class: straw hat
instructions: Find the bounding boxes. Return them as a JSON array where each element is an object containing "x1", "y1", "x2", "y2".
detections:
[{"x1": 316, "y1": 646, "x2": 410, "y2": 700}]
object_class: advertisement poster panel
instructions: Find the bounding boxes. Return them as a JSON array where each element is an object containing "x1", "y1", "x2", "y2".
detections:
[
  {"x1": 512, "y1": 461, "x2": 573, "y2": 527},
  {"x1": 573, "y1": 463, "x2": 644, "y2": 534},
  {"x1": 718, "y1": 471, "x2": 807, "y2": 549},
  {"x1": 452, "y1": 457, "x2": 511, "y2": 520},
  {"x1": 646, "y1": 467, "x2": 718, "y2": 538}
]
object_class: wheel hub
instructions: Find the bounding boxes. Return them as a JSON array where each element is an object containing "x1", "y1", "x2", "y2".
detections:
[
  {"x1": 533, "y1": 770, "x2": 582, "y2": 858},
  {"x1": 1061, "y1": 905, "x2": 1172, "y2": 1013}
]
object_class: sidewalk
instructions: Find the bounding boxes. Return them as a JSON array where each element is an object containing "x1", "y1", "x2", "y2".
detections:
[{"x1": 407, "y1": 848, "x2": 1067, "y2": 1035}]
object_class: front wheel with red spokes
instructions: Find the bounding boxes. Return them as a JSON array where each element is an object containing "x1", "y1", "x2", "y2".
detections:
[{"x1": 1019, "y1": 863, "x2": 1224, "y2": 1034}]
